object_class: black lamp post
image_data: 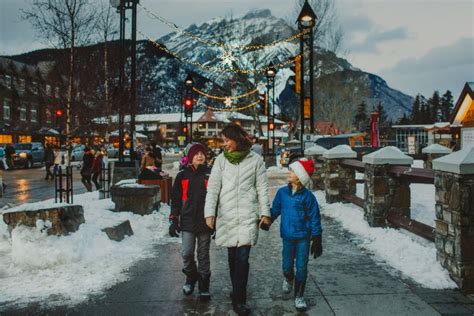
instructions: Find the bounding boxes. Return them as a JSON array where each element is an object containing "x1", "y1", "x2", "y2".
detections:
[
  {"x1": 297, "y1": 0, "x2": 317, "y2": 155},
  {"x1": 266, "y1": 62, "x2": 276, "y2": 155},
  {"x1": 184, "y1": 74, "x2": 194, "y2": 143},
  {"x1": 110, "y1": 0, "x2": 139, "y2": 163}
]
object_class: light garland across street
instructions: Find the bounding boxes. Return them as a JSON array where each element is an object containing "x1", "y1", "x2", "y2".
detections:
[
  {"x1": 192, "y1": 87, "x2": 258, "y2": 100},
  {"x1": 205, "y1": 99, "x2": 260, "y2": 112},
  {"x1": 141, "y1": 31, "x2": 299, "y2": 74},
  {"x1": 139, "y1": 3, "x2": 309, "y2": 51}
]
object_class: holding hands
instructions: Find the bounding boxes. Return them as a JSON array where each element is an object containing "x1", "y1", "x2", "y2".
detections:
[
  {"x1": 169, "y1": 215, "x2": 181, "y2": 237},
  {"x1": 259, "y1": 216, "x2": 272, "y2": 231}
]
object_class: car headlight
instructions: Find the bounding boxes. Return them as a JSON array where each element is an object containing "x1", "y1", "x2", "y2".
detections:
[{"x1": 19, "y1": 152, "x2": 28, "y2": 158}]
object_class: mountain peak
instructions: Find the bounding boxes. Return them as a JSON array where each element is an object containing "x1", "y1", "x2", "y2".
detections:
[{"x1": 242, "y1": 9, "x2": 272, "y2": 20}]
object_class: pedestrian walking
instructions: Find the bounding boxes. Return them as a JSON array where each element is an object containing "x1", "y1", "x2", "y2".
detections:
[
  {"x1": 44, "y1": 143, "x2": 55, "y2": 180},
  {"x1": 150, "y1": 140, "x2": 163, "y2": 171},
  {"x1": 269, "y1": 158, "x2": 322, "y2": 312},
  {"x1": 204, "y1": 123, "x2": 272, "y2": 316},
  {"x1": 5, "y1": 144, "x2": 15, "y2": 169},
  {"x1": 80, "y1": 147, "x2": 94, "y2": 192},
  {"x1": 250, "y1": 137, "x2": 263, "y2": 156},
  {"x1": 91, "y1": 150, "x2": 103, "y2": 190},
  {"x1": 169, "y1": 143, "x2": 213, "y2": 301},
  {"x1": 53, "y1": 145, "x2": 62, "y2": 175},
  {"x1": 138, "y1": 146, "x2": 161, "y2": 180}
]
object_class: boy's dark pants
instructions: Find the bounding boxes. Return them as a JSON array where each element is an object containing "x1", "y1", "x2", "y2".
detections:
[
  {"x1": 282, "y1": 237, "x2": 310, "y2": 283},
  {"x1": 228, "y1": 246, "x2": 251, "y2": 304},
  {"x1": 181, "y1": 232, "x2": 211, "y2": 286}
]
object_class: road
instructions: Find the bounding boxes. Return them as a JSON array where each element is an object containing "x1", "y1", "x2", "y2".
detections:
[{"x1": 0, "y1": 155, "x2": 180, "y2": 208}]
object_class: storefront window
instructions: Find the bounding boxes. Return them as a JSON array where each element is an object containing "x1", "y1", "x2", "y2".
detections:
[
  {"x1": 18, "y1": 135, "x2": 32, "y2": 143},
  {"x1": 0, "y1": 134, "x2": 13, "y2": 143},
  {"x1": 31, "y1": 107, "x2": 37, "y2": 122}
]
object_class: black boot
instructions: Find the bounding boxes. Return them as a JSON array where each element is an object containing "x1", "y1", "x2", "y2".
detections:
[
  {"x1": 198, "y1": 274, "x2": 211, "y2": 302},
  {"x1": 294, "y1": 281, "x2": 307, "y2": 312},
  {"x1": 182, "y1": 269, "x2": 198, "y2": 296},
  {"x1": 232, "y1": 303, "x2": 251, "y2": 316}
]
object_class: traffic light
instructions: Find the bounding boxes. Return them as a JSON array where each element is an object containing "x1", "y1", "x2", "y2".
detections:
[
  {"x1": 183, "y1": 126, "x2": 188, "y2": 134},
  {"x1": 289, "y1": 56, "x2": 301, "y2": 94},
  {"x1": 259, "y1": 94, "x2": 267, "y2": 115},
  {"x1": 268, "y1": 118, "x2": 275, "y2": 131},
  {"x1": 55, "y1": 109, "x2": 63, "y2": 117},
  {"x1": 184, "y1": 97, "x2": 193, "y2": 116}
]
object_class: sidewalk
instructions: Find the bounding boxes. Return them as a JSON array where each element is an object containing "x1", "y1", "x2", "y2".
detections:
[{"x1": 3, "y1": 211, "x2": 473, "y2": 315}]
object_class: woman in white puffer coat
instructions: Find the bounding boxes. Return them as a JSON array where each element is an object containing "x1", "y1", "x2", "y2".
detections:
[{"x1": 205, "y1": 123, "x2": 272, "y2": 316}]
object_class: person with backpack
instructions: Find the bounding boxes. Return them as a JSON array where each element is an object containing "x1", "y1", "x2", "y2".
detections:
[
  {"x1": 169, "y1": 143, "x2": 213, "y2": 302},
  {"x1": 270, "y1": 158, "x2": 322, "y2": 312}
]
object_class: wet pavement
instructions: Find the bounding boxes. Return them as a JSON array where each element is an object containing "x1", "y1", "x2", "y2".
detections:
[{"x1": 1, "y1": 166, "x2": 473, "y2": 315}]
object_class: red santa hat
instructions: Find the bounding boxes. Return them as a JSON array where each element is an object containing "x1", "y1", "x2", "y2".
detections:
[{"x1": 289, "y1": 158, "x2": 315, "y2": 188}]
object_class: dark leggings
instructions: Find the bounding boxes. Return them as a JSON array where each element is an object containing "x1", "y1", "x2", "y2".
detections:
[
  {"x1": 228, "y1": 246, "x2": 251, "y2": 304},
  {"x1": 81, "y1": 173, "x2": 92, "y2": 192},
  {"x1": 92, "y1": 172, "x2": 101, "y2": 190}
]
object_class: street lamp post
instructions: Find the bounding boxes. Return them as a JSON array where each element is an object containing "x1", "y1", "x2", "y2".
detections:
[
  {"x1": 184, "y1": 74, "x2": 194, "y2": 144},
  {"x1": 110, "y1": 0, "x2": 139, "y2": 163},
  {"x1": 266, "y1": 62, "x2": 276, "y2": 155},
  {"x1": 297, "y1": 0, "x2": 317, "y2": 155}
]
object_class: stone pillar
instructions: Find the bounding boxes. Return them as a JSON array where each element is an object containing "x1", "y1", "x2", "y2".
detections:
[
  {"x1": 111, "y1": 160, "x2": 140, "y2": 185},
  {"x1": 305, "y1": 145, "x2": 327, "y2": 190},
  {"x1": 322, "y1": 145, "x2": 357, "y2": 203},
  {"x1": 422, "y1": 144, "x2": 452, "y2": 169},
  {"x1": 433, "y1": 147, "x2": 474, "y2": 293},
  {"x1": 362, "y1": 147, "x2": 413, "y2": 227}
]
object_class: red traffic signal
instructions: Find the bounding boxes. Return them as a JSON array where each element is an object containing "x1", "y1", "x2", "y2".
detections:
[
  {"x1": 55, "y1": 109, "x2": 63, "y2": 117},
  {"x1": 268, "y1": 118, "x2": 275, "y2": 131},
  {"x1": 185, "y1": 98, "x2": 192, "y2": 107}
]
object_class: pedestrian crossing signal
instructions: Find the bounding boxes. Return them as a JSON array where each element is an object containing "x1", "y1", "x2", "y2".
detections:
[{"x1": 269, "y1": 118, "x2": 275, "y2": 131}]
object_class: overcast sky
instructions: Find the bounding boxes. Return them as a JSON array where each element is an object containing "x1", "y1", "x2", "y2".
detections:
[{"x1": 1, "y1": 0, "x2": 473, "y2": 100}]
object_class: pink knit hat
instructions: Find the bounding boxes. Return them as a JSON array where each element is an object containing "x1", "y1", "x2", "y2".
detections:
[{"x1": 289, "y1": 158, "x2": 315, "y2": 187}]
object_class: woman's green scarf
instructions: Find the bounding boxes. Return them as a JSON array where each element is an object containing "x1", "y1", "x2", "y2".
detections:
[{"x1": 223, "y1": 149, "x2": 250, "y2": 165}]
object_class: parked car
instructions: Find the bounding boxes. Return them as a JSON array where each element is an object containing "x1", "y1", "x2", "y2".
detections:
[
  {"x1": 12, "y1": 142, "x2": 45, "y2": 168},
  {"x1": 70, "y1": 146, "x2": 85, "y2": 161},
  {"x1": 106, "y1": 144, "x2": 118, "y2": 158}
]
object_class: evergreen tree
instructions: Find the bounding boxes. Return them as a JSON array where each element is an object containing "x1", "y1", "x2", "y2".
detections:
[
  {"x1": 411, "y1": 94, "x2": 422, "y2": 124},
  {"x1": 428, "y1": 91, "x2": 441, "y2": 122},
  {"x1": 440, "y1": 90, "x2": 454, "y2": 121},
  {"x1": 353, "y1": 101, "x2": 368, "y2": 132},
  {"x1": 397, "y1": 113, "x2": 411, "y2": 125},
  {"x1": 376, "y1": 102, "x2": 390, "y2": 139}
]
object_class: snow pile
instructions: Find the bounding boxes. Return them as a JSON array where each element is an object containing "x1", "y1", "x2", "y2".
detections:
[
  {"x1": 315, "y1": 191, "x2": 456, "y2": 289},
  {"x1": 0, "y1": 192, "x2": 178, "y2": 307}
]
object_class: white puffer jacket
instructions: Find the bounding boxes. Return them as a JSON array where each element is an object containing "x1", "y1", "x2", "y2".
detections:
[{"x1": 204, "y1": 151, "x2": 270, "y2": 247}]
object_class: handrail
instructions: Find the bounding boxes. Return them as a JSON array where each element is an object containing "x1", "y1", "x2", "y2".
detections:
[
  {"x1": 387, "y1": 210, "x2": 435, "y2": 241},
  {"x1": 340, "y1": 192, "x2": 364, "y2": 208},
  {"x1": 388, "y1": 166, "x2": 435, "y2": 184},
  {"x1": 340, "y1": 159, "x2": 365, "y2": 171}
]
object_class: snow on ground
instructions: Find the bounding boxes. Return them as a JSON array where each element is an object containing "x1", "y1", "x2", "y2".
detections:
[
  {"x1": 0, "y1": 192, "x2": 179, "y2": 308},
  {"x1": 315, "y1": 190, "x2": 456, "y2": 290}
]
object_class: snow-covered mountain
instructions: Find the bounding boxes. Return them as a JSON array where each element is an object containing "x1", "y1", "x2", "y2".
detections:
[{"x1": 7, "y1": 9, "x2": 413, "y2": 130}]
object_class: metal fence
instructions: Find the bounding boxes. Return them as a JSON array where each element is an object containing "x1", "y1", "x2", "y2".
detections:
[{"x1": 54, "y1": 166, "x2": 73, "y2": 204}]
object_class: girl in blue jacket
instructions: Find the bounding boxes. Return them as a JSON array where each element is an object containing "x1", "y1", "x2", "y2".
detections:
[{"x1": 270, "y1": 158, "x2": 322, "y2": 312}]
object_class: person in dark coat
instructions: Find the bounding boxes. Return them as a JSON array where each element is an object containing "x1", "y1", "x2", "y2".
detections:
[
  {"x1": 91, "y1": 151, "x2": 103, "y2": 190},
  {"x1": 150, "y1": 141, "x2": 162, "y2": 171},
  {"x1": 5, "y1": 144, "x2": 15, "y2": 169},
  {"x1": 44, "y1": 143, "x2": 55, "y2": 180},
  {"x1": 80, "y1": 147, "x2": 94, "y2": 192},
  {"x1": 169, "y1": 143, "x2": 213, "y2": 301}
]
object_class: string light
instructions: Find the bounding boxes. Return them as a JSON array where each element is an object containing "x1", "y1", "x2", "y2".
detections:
[
  {"x1": 141, "y1": 31, "x2": 299, "y2": 74},
  {"x1": 192, "y1": 87, "x2": 258, "y2": 100},
  {"x1": 205, "y1": 99, "x2": 260, "y2": 112},
  {"x1": 139, "y1": 3, "x2": 309, "y2": 51}
]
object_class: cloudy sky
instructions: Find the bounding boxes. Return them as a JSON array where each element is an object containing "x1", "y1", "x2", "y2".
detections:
[{"x1": 1, "y1": 0, "x2": 473, "y2": 99}]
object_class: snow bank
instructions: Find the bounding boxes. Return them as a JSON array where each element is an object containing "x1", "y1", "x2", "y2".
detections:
[
  {"x1": 315, "y1": 191, "x2": 457, "y2": 289},
  {"x1": 0, "y1": 192, "x2": 179, "y2": 307}
]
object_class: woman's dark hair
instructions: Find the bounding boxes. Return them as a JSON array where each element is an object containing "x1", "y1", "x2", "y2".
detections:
[{"x1": 220, "y1": 123, "x2": 252, "y2": 151}]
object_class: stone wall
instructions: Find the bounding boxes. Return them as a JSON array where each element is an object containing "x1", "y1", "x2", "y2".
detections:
[
  {"x1": 434, "y1": 171, "x2": 474, "y2": 292},
  {"x1": 364, "y1": 164, "x2": 410, "y2": 227},
  {"x1": 323, "y1": 159, "x2": 356, "y2": 204}
]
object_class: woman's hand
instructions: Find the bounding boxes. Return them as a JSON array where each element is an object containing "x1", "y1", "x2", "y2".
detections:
[
  {"x1": 259, "y1": 216, "x2": 272, "y2": 231},
  {"x1": 206, "y1": 216, "x2": 215, "y2": 229}
]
